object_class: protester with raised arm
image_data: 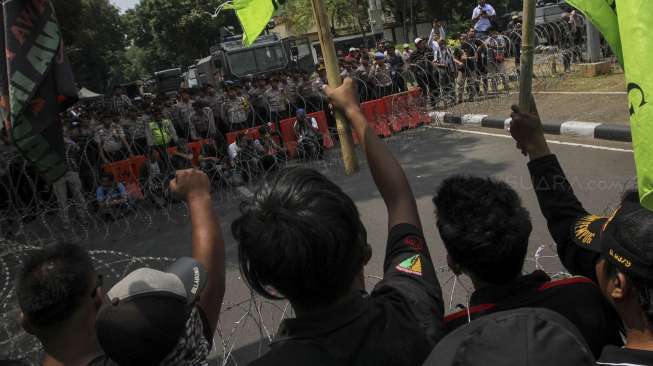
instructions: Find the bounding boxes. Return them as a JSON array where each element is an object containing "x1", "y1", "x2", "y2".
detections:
[
  {"x1": 94, "y1": 169, "x2": 225, "y2": 365},
  {"x1": 232, "y1": 78, "x2": 444, "y2": 365},
  {"x1": 511, "y1": 105, "x2": 653, "y2": 365}
]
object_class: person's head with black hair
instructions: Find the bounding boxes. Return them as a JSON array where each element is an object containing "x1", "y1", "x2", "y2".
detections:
[
  {"x1": 192, "y1": 101, "x2": 204, "y2": 111},
  {"x1": 179, "y1": 88, "x2": 191, "y2": 103},
  {"x1": 16, "y1": 242, "x2": 105, "y2": 364},
  {"x1": 147, "y1": 148, "x2": 161, "y2": 162},
  {"x1": 586, "y1": 189, "x2": 653, "y2": 344},
  {"x1": 100, "y1": 174, "x2": 115, "y2": 189},
  {"x1": 433, "y1": 175, "x2": 532, "y2": 287},
  {"x1": 232, "y1": 167, "x2": 371, "y2": 312}
]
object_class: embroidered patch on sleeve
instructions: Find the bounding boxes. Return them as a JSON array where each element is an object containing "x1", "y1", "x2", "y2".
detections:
[
  {"x1": 403, "y1": 236, "x2": 424, "y2": 252},
  {"x1": 396, "y1": 255, "x2": 422, "y2": 276}
]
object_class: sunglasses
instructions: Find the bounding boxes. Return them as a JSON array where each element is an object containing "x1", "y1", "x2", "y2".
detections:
[{"x1": 91, "y1": 274, "x2": 104, "y2": 298}]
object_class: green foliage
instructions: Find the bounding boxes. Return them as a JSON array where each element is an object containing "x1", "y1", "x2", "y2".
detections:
[
  {"x1": 121, "y1": 46, "x2": 150, "y2": 81},
  {"x1": 50, "y1": 0, "x2": 522, "y2": 90},
  {"x1": 123, "y1": 0, "x2": 230, "y2": 74},
  {"x1": 281, "y1": 0, "x2": 369, "y2": 35},
  {"x1": 53, "y1": 0, "x2": 127, "y2": 92}
]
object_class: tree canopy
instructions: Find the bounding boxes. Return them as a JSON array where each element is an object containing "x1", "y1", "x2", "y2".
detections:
[
  {"x1": 281, "y1": 0, "x2": 369, "y2": 35},
  {"x1": 52, "y1": 0, "x2": 521, "y2": 91},
  {"x1": 54, "y1": 0, "x2": 127, "y2": 92}
]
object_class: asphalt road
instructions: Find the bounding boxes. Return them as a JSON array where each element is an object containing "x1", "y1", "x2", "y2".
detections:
[{"x1": 83, "y1": 125, "x2": 635, "y2": 365}]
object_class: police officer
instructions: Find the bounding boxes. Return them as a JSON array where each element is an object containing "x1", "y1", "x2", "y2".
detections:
[
  {"x1": 248, "y1": 76, "x2": 269, "y2": 125},
  {"x1": 221, "y1": 81, "x2": 250, "y2": 132},
  {"x1": 369, "y1": 53, "x2": 394, "y2": 98},
  {"x1": 145, "y1": 107, "x2": 179, "y2": 173}
]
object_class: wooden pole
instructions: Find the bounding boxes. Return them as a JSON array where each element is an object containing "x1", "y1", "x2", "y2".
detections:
[
  {"x1": 310, "y1": 0, "x2": 359, "y2": 175},
  {"x1": 519, "y1": 0, "x2": 537, "y2": 112}
]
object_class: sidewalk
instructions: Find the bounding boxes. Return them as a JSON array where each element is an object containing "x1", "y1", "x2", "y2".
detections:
[
  {"x1": 442, "y1": 92, "x2": 629, "y2": 125},
  {"x1": 440, "y1": 71, "x2": 629, "y2": 125},
  {"x1": 430, "y1": 111, "x2": 632, "y2": 142}
]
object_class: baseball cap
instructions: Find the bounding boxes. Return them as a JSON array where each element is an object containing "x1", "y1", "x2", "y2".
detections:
[
  {"x1": 423, "y1": 308, "x2": 595, "y2": 366},
  {"x1": 571, "y1": 200, "x2": 653, "y2": 281},
  {"x1": 96, "y1": 257, "x2": 208, "y2": 365},
  {"x1": 414, "y1": 37, "x2": 424, "y2": 45},
  {"x1": 374, "y1": 52, "x2": 385, "y2": 60},
  {"x1": 403, "y1": 43, "x2": 410, "y2": 48},
  {"x1": 349, "y1": 47, "x2": 357, "y2": 52}
]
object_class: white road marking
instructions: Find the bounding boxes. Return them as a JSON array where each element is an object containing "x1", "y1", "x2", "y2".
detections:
[{"x1": 429, "y1": 126, "x2": 633, "y2": 153}]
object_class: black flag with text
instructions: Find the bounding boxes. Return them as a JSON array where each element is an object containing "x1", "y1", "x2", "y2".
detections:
[{"x1": 0, "y1": 0, "x2": 78, "y2": 183}]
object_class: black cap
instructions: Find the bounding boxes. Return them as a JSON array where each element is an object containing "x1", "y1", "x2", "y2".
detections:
[
  {"x1": 95, "y1": 257, "x2": 207, "y2": 365},
  {"x1": 422, "y1": 308, "x2": 595, "y2": 366},
  {"x1": 572, "y1": 201, "x2": 653, "y2": 281}
]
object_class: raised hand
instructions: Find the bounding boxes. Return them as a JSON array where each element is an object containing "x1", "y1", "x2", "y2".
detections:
[
  {"x1": 170, "y1": 168, "x2": 211, "y2": 202},
  {"x1": 323, "y1": 78, "x2": 360, "y2": 115},
  {"x1": 509, "y1": 104, "x2": 550, "y2": 160}
]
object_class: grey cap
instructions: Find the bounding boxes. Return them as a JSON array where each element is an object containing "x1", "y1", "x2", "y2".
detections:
[{"x1": 96, "y1": 257, "x2": 208, "y2": 365}]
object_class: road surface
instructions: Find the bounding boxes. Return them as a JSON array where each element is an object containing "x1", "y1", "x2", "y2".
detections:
[{"x1": 82, "y1": 125, "x2": 635, "y2": 365}]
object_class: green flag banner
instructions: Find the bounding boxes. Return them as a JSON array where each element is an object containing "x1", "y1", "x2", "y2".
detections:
[
  {"x1": 225, "y1": 0, "x2": 276, "y2": 46},
  {"x1": 615, "y1": 1, "x2": 653, "y2": 211},
  {"x1": 566, "y1": 0, "x2": 623, "y2": 66},
  {"x1": 568, "y1": 0, "x2": 653, "y2": 210}
]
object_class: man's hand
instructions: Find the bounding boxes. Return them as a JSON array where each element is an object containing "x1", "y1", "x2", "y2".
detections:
[
  {"x1": 323, "y1": 78, "x2": 360, "y2": 116},
  {"x1": 170, "y1": 169, "x2": 211, "y2": 203},
  {"x1": 510, "y1": 104, "x2": 551, "y2": 160}
]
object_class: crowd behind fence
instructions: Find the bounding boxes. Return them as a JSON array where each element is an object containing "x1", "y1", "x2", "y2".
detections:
[
  {"x1": 0, "y1": 10, "x2": 629, "y2": 365},
  {"x1": 0, "y1": 13, "x2": 602, "y2": 235}
]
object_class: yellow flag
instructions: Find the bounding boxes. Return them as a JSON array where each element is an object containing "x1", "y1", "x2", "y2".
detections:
[{"x1": 225, "y1": 0, "x2": 276, "y2": 46}]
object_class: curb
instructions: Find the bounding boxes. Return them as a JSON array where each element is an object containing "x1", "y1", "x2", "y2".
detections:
[{"x1": 428, "y1": 112, "x2": 632, "y2": 142}]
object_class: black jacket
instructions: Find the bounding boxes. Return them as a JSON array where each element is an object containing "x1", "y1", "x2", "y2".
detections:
[
  {"x1": 444, "y1": 270, "x2": 622, "y2": 358},
  {"x1": 250, "y1": 224, "x2": 445, "y2": 366},
  {"x1": 527, "y1": 155, "x2": 626, "y2": 357}
]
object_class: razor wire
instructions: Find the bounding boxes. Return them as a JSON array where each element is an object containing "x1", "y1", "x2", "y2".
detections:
[
  {"x1": 0, "y1": 237, "x2": 579, "y2": 365},
  {"x1": 0, "y1": 13, "x2": 625, "y2": 365}
]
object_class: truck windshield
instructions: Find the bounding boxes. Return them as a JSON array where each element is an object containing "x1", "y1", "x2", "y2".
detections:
[{"x1": 228, "y1": 44, "x2": 287, "y2": 77}]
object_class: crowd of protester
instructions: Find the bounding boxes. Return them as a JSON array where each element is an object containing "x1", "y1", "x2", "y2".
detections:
[
  {"x1": 0, "y1": 0, "x2": 588, "y2": 235},
  {"x1": 13, "y1": 77, "x2": 653, "y2": 366},
  {"x1": 7, "y1": 1, "x2": 640, "y2": 364}
]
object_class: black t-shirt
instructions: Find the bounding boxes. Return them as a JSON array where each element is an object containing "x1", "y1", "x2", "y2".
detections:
[
  {"x1": 250, "y1": 224, "x2": 445, "y2": 366},
  {"x1": 598, "y1": 345, "x2": 653, "y2": 366},
  {"x1": 444, "y1": 270, "x2": 622, "y2": 358}
]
